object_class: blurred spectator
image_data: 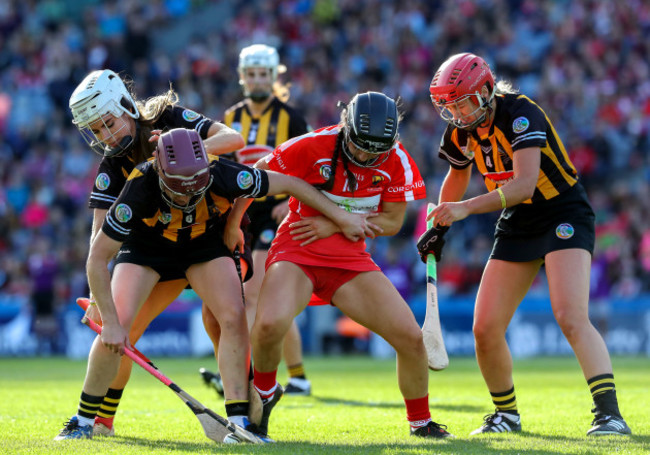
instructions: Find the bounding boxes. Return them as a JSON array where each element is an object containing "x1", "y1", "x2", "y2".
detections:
[{"x1": 27, "y1": 237, "x2": 60, "y2": 354}]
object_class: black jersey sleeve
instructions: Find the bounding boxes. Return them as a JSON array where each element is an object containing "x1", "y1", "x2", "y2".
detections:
[
  {"x1": 508, "y1": 97, "x2": 548, "y2": 152},
  {"x1": 156, "y1": 105, "x2": 215, "y2": 139},
  {"x1": 208, "y1": 159, "x2": 271, "y2": 200},
  {"x1": 101, "y1": 165, "x2": 152, "y2": 242},
  {"x1": 438, "y1": 126, "x2": 472, "y2": 169},
  {"x1": 288, "y1": 107, "x2": 310, "y2": 138},
  {"x1": 88, "y1": 156, "x2": 131, "y2": 209}
]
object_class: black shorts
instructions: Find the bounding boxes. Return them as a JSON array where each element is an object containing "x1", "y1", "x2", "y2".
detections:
[
  {"x1": 114, "y1": 229, "x2": 254, "y2": 282},
  {"x1": 490, "y1": 183, "x2": 595, "y2": 262},
  {"x1": 246, "y1": 196, "x2": 288, "y2": 251}
]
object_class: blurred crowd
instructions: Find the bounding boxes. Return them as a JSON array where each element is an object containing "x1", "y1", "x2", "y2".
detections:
[{"x1": 1, "y1": 0, "x2": 650, "y2": 349}]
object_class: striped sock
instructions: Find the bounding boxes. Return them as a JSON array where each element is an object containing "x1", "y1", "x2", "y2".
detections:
[
  {"x1": 225, "y1": 400, "x2": 250, "y2": 429},
  {"x1": 77, "y1": 392, "x2": 103, "y2": 425},
  {"x1": 287, "y1": 363, "x2": 306, "y2": 380},
  {"x1": 588, "y1": 373, "x2": 621, "y2": 417},
  {"x1": 225, "y1": 400, "x2": 249, "y2": 417},
  {"x1": 95, "y1": 388, "x2": 123, "y2": 428},
  {"x1": 405, "y1": 395, "x2": 432, "y2": 430},
  {"x1": 253, "y1": 368, "x2": 278, "y2": 400},
  {"x1": 491, "y1": 386, "x2": 518, "y2": 414},
  {"x1": 588, "y1": 373, "x2": 615, "y2": 398}
]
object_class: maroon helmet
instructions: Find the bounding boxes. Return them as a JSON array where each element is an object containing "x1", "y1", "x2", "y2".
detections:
[
  {"x1": 429, "y1": 53, "x2": 495, "y2": 130},
  {"x1": 156, "y1": 128, "x2": 212, "y2": 211}
]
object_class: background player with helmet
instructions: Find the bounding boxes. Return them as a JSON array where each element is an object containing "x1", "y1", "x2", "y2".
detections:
[
  {"x1": 55, "y1": 127, "x2": 373, "y2": 441},
  {"x1": 66, "y1": 69, "x2": 248, "y2": 436},
  {"x1": 200, "y1": 44, "x2": 313, "y2": 397},
  {"x1": 419, "y1": 52, "x2": 631, "y2": 436},
  {"x1": 248, "y1": 92, "x2": 453, "y2": 439}
]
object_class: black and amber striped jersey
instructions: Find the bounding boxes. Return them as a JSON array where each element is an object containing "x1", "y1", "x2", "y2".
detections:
[
  {"x1": 101, "y1": 157, "x2": 269, "y2": 246},
  {"x1": 438, "y1": 93, "x2": 578, "y2": 203},
  {"x1": 89, "y1": 105, "x2": 216, "y2": 210},
  {"x1": 223, "y1": 97, "x2": 310, "y2": 166}
]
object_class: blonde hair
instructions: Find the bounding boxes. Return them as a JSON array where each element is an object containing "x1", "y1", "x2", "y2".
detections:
[
  {"x1": 137, "y1": 89, "x2": 179, "y2": 121},
  {"x1": 128, "y1": 83, "x2": 180, "y2": 164},
  {"x1": 495, "y1": 80, "x2": 519, "y2": 95},
  {"x1": 272, "y1": 80, "x2": 291, "y2": 103}
]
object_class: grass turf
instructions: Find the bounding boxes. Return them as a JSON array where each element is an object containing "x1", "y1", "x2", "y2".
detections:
[{"x1": 0, "y1": 355, "x2": 647, "y2": 454}]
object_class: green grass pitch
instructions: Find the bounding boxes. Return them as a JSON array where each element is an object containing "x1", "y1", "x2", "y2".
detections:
[{"x1": 1, "y1": 355, "x2": 648, "y2": 454}]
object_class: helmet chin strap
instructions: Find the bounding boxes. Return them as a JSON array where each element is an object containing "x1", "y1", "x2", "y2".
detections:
[
  {"x1": 104, "y1": 120, "x2": 140, "y2": 157},
  {"x1": 248, "y1": 91, "x2": 271, "y2": 103},
  {"x1": 477, "y1": 96, "x2": 495, "y2": 130}
]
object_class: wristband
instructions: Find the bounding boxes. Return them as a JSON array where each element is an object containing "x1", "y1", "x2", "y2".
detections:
[
  {"x1": 496, "y1": 187, "x2": 507, "y2": 209},
  {"x1": 88, "y1": 299, "x2": 97, "y2": 306}
]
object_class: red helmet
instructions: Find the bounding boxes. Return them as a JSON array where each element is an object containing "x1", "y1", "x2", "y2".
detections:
[
  {"x1": 429, "y1": 53, "x2": 495, "y2": 130},
  {"x1": 156, "y1": 128, "x2": 212, "y2": 211}
]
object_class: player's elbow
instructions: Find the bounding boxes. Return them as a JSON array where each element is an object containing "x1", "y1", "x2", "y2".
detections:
[
  {"x1": 86, "y1": 250, "x2": 110, "y2": 273},
  {"x1": 511, "y1": 176, "x2": 536, "y2": 203},
  {"x1": 381, "y1": 221, "x2": 403, "y2": 237}
]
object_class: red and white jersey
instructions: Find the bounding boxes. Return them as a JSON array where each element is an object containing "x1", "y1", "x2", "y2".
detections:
[{"x1": 265, "y1": 125, "x2": 426, "y2": 269}]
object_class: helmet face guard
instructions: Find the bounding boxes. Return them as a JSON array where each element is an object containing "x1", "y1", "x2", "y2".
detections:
[
  {"x1": 238, "y1": 44, "x2": 283, "y2": 102},
  {"x1": 432, "y1": 94, "x2": 492, "y2": 130},
  {"x1": 76, "y1": 114, "x2": 135, "y2": 157},
  {"x1": 69, "y1": 69, "x2": 140, "y2": 157},
  {"x1": 343, "y1": 91, "x2": 398, "y2": 168},
  {"x1": 429, "y1": 53, "x2": 495, "y2": 130},
  {"x1": 156, "y1": 128, "x2": 212, "y2": 212},
  {"x1": 158, "y1": 173, "x2": 213, "y2": 212}
]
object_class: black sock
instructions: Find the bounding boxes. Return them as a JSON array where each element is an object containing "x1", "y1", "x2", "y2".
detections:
[
  {"x1": 78, "y1": 392, "x2": 103, "y2": 421},
  {"x1": 588, "y1": 374, "x2": 621, "y2": 417},
  {"x1": 97, "y1": 388, "x2": 124, "y2": 422}
]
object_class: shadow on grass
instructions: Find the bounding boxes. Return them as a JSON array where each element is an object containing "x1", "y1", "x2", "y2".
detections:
[
  {"x1": 310, "y1": 395, "x2": 483, "y2": 413},
  {"x1": 110, "y1": 435, "x2": 607, "y2": 455},
  {"x1": 514, "y1": 429, "x2": 649, "y2": 442}
]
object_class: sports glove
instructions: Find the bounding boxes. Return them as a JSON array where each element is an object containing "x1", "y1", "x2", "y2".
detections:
[{"x1": 416, "y1": 225, "x2": 449, "y2": 263}]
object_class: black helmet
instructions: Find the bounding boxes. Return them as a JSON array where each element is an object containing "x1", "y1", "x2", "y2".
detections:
[{"x1": 343, "y1": 92, "x2": 398, "y2": 167}]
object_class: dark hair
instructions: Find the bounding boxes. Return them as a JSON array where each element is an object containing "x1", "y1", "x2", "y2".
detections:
[{"x1": 316, "y1": 130, "x2": 357, "y2": 193}]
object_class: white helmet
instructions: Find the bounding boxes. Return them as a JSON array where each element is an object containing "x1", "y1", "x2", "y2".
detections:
[
  {"x1": 69, "y1": 69, "x2": 140, "y2": 157},
  {"x1": 238, "y1": 44, "x2": 280, "y2": 81}
]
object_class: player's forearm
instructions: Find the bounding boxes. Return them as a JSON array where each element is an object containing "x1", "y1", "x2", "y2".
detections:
[
  {"x1": 86, "y1": 256, "x2": 119, "y2": 326},
  {"x1": 464, "y1": 177, "x2": 535, "y2": 215},
  {"x1": 278, "y1": 176, "x2": 348, "y2": 225},
  {"x1": 203, "y1": 124, "x2": 245, "y2": 155},
  {"x1": 439, "y1": 168, "x2": 471, "y2": 203},
  {"x1": 364, "y1": 212, "x2": 403, "y2": 237},
  {"x1": 227, "y1": 198, "x2": 253, "y2": 229}
]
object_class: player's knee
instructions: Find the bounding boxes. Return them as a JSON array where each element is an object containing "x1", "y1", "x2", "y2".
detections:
[
  {"x1": 252, "y1": 316, "x2": 286, "y2": 346},
  {"x1": 211, "y1": 300, "x2": 247, "y2": 330},
  {"x1": 554, "y1": 308, "x2": 585, "y2": 342},
  {"x1": 389, "y1": 326, "x2": 425, "y2": 354},
  {"x1": 473, "y1": 319, "x2": 502, "y2": 347}
]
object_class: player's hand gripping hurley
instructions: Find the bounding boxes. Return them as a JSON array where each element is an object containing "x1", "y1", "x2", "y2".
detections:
[
  {"x1": 421, "y1": 203, "x2": 449, "y2": 370},
  {"x1": 76, "y1": 297, "x2": 267, "y2": 444}
]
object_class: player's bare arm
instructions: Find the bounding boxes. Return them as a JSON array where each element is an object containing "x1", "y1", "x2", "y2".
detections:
[
  {"x1": 224, "y1": 198, "x2": 254, "y2": 253},
  {"x1": 149, "y1": 123, "x2": 245, "y2": 156},
  {"x1": 289, "y1": 202, "x2": 402, "y2": 246},
  {"x1": 289, "y1": 202, "x2": 403, "y2": 246},
  {"x1": 254, "y1": 159, "x2": 375, "y2": 242},
  {"x1": 86, "y1": 208, "x2": 109, "y2": 323},
  {"x1": 203, "y1": 123, "x2": 245, "y2": 155},
  {"x1": 86, "y1": 230, "x2": 129, "y2": 354},
  {"x1": 431, "y1": 147, "x2": 540, "y2": 227}
]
